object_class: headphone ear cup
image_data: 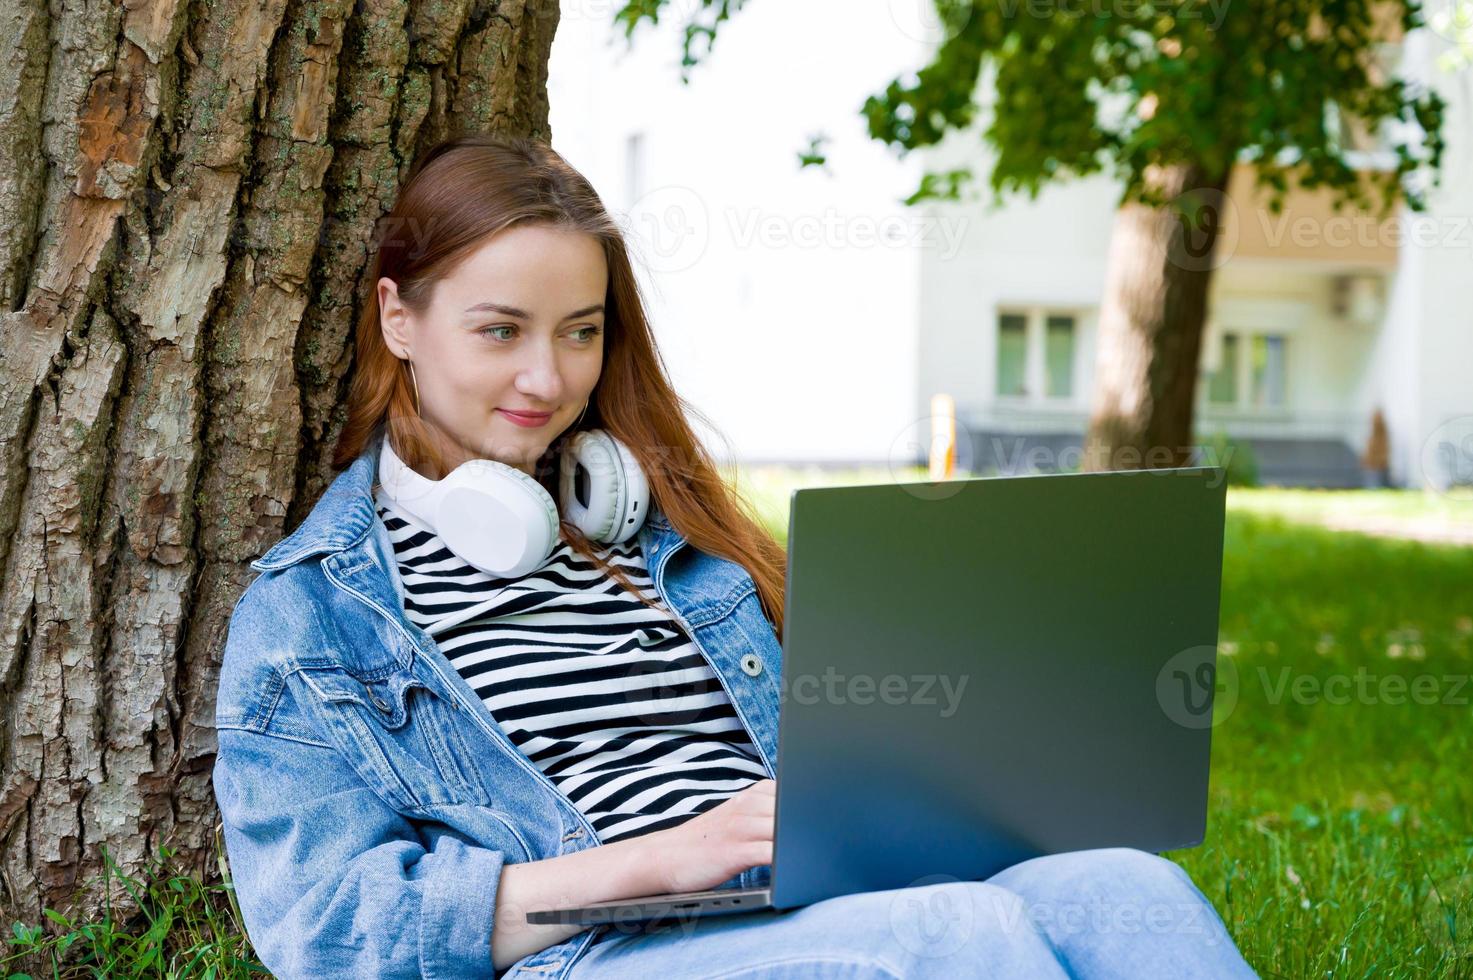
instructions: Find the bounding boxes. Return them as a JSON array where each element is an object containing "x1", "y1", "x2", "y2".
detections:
[
  {"x1": 606, "y1": 435, "x2": 649, "y2": 544},
  {"x1": 377, "y1": 433, "x2": 560, "y2": 579},
  {"x1": 435, "y1": 459, "x2": 561, "y2": 578},
  {"x1": 559, "y1": 430, "x2": 649, "y2": 544}
]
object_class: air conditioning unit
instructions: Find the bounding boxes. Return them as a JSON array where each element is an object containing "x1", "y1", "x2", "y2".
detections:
[{"x1": 1329, "y1": 274, "x2": 1384, "y2": 327}]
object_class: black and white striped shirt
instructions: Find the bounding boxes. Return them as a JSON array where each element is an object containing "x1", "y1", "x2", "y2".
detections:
[{"x1": 374, "y1": 486, "x2": 768, "y2": 843}]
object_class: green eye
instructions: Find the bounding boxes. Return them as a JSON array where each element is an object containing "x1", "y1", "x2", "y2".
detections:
[{"x1": 481, "y1": 326, "x2": 515, "y2": 341}]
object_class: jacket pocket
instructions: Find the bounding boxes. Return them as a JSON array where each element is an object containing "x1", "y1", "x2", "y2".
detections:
[{"x1": 296, "y1": 665, "x2": 491, "y2": 811}]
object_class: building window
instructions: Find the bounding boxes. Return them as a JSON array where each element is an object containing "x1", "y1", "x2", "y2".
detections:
[
  {"x1": 996, "y1": 308, "x2": 1079, "y2": 401},
  {"x1": 996, "y1": 313, "x2": 1028, "y2": 397},
  {"x1": 1204, "y1": 330, "x2": 1287, "y2": 409},
  {"x1": 1207, "y1": 333, "x2": 1239, "y2": 404},
  {"x1": 1044, "y1": 315, "x2": 1075, "y2": 398},
  {"x1": 1249, "y1": 334, "x2": 1287, "y2": 408}
]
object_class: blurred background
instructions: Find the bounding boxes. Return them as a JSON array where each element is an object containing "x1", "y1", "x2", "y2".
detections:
[{"x1": 548, "y1": 0, "x2": 1472, "y2": 507}]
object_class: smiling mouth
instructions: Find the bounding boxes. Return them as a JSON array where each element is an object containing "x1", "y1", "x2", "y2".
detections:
[{"x1": 498, "y1": 408, "x2": 554, "y2": 427}]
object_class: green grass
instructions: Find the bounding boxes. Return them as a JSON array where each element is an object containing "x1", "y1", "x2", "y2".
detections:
[
  {"x1": 7, "y1": 471, "x2": 1469, "y2": 977},
  {"x1": 1, "y1": 838, "x2": 266, "y2": 977},
  {"x1": 1184, "y1": 510, "x2": 1472, "y2": 978}
]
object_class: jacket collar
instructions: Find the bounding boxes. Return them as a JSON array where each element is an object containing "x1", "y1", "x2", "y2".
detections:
[{"x1": 251, "y1": 429, "x2": 677, "y2": 573}]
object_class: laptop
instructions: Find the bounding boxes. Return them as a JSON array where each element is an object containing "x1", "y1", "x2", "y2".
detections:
[{"x1": 526, "y1": 465, "x2": 1228, "y2": 927}]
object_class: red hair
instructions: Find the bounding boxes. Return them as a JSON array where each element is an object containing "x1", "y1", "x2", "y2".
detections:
[{"x1": 333, "y1": 134, "x2": 786, "y2": 637}]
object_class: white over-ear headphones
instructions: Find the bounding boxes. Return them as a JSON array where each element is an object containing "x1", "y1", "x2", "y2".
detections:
[{"x1": 377, "y1": 429, "x2": 650, "y2": 579}]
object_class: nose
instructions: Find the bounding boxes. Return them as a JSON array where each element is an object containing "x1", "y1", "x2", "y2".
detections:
[{"x1": 513, "y1": 339, "x2": 565, "y2": 404}]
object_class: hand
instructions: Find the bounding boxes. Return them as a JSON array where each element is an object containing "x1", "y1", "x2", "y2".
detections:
[{"x1": 645, "y1": 778, "x2": 775, "y2": 895}]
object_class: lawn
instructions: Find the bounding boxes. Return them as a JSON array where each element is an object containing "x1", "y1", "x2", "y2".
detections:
[{"x1": 731, "y1": 466, "x2": 1473, "y2": 978}]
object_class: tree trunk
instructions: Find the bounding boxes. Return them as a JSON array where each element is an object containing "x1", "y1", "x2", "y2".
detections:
[
  {"x1": 1082, "y1": 162, "x2": 1233, "y2": 472},
  {"x1": 0, "y1": 0, "x2": 558, "y2": 931}
]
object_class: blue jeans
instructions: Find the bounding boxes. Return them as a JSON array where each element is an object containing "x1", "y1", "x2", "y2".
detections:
[{"x1": 520, "y1": 848, "x2": 1258, "y2": 979}]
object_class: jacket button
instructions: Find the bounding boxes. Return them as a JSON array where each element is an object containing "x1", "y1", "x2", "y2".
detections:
[
  {"x1": 370, "y1": 695, "x2": 392, "y2": 713},
  {"x1": 740, "y1": 653, "x2": 763, "y2": 677}
]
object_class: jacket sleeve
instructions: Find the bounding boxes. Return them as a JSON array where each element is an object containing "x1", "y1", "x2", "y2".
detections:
[
  {"x1": 213, "y1": 724, "x2": 508, "y2": 979},
  {"x1": 212, "y1": 586, "x2": 509, "y2": 979}
]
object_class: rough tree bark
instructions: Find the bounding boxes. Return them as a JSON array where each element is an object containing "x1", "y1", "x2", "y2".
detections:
[
  {"x1": 0, "y1": 0, "x2": 558, "y2": 930},
  {"x1": 1082, "y1": 161, "x2": 1234, "y2": 473}
]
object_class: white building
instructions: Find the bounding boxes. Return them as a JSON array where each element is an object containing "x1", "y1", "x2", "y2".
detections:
[
  {"x1": 549, "y1": 0, "x2": 1471, "y2": 490},
  {"x1": 915, "y1": 12, "x2": 1473, "y2": 490}
]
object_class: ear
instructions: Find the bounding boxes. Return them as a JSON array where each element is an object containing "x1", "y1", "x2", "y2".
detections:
[{"x1": 377, "y1": 276, "x2": 412, "y2": 359}]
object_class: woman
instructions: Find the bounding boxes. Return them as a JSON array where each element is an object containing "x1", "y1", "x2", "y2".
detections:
[{"x1": 212, "y1": 134, "x2": 1258, "y2": 979}]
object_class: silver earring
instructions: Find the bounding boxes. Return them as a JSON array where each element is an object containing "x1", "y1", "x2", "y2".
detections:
[{"x1": 573, "y1": 398, "x2": 590, "y2": 428}]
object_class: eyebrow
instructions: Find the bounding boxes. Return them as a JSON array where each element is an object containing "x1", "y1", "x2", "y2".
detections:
[{"x1": 462, "y1": 301, "x2": 605, "y2": 320}]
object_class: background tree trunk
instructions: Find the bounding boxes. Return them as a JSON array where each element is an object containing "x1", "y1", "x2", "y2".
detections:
[
  {"x1": 0, "y1": 0, "x2": 558, "y2": 928},
  {"x1": 1082, "y1": 162, "x2": 1233, "y2": 472}
]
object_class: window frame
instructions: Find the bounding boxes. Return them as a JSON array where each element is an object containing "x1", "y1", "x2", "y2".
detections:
[
  {"x1": 1200, "y1": 327, "x2": 1291, "y2": 414},
  {"x1": 993, "y1": 306, "x2": 1083, "y2": 406}
]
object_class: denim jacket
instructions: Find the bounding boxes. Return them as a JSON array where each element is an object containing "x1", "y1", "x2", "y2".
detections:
[{"x1": 212, "y1": 432, "x2": 784, "y2": 979}]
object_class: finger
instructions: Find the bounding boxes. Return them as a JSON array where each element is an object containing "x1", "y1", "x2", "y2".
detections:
[
  {"x1": 737, "y1": 814, "x2": 775, "y2": 840},
  {"x1": 745, "y1": 840, "x2": 774, "y2": 867},
  {"x1": 729, "y1": 788, "x2": 774, "y2": 817}
]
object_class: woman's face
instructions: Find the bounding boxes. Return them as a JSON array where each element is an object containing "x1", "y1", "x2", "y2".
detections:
[{"x1": 378, "y1": 224, "x2": 608, "y2": 476}]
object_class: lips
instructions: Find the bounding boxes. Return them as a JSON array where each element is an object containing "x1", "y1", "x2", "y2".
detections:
[{"x1": 498, "y1": 409, "x2": 553, "y2": 427}]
